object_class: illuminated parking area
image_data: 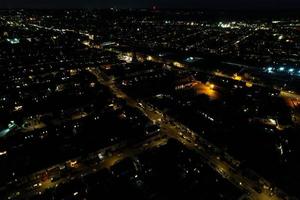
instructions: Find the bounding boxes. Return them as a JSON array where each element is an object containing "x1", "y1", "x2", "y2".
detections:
[{"x1": 263, "y1": 65, "x2": 300, "y2": 77}]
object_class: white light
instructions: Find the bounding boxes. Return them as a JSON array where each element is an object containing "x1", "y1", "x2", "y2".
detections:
[
  {"x1": 289, "y1": 68, "x2": 294, "y2": 72},
  {"x1": 267, "y1": 67, "x2": 273, "y2": 73},
  {"x1": 269, "y1": 119, "x2": 277, "y2": 125},
  {"x1": 279, "y1": 67, "x2": 285, "y2": 71},
  {"x1": 98, "y1": 153, "x2": 104, "y2": 160},
  {"x1": 7, "y1": 38, "x2": 20, "y2": 44}
]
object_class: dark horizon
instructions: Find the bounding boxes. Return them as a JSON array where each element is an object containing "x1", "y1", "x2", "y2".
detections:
[{"x1": 1, "y1": 0, "x2": 300, "y2": 10}]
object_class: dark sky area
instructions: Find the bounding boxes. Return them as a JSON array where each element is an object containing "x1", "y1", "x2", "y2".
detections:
[{"x1": 1, "y1": 0, "x2": 300, "y2": 9}]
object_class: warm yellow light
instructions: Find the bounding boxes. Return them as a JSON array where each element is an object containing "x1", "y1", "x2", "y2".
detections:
[
  {"x1": 173, "y1": 61, "x2": 184, "y2": 68},
  {"x1": 70, "y1": 160, "x2": 78, "y2": 168},
  {"x1": 233, "y1": 74, "x2": 242, "y2": 81},
  {"x1": 147, "y1": 56, "x2": 153, "y2": 61},
  {"x1": 246, "y1": 82, "x2": 253, "y2": 87}
]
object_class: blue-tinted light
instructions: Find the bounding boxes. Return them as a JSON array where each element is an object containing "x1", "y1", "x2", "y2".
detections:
[
  {"x1": 267, "y1": 67, "x2": 273, "y2": 73},
  {"x1": 289, "y1": 68, "x2": 295, "y2": 73},
  {"x1": 186, "y1": 57, "x2": 194, "y2": 61}
]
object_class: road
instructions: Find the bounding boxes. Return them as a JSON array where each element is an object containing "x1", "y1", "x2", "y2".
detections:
[
  {"x1": 88, "y1": 67, "x2": 292, "y2": 200},
  {"x1": 1, "y1": 57, "x2": 291, "y2": 200},
  {"x1": 1, "y1": 134, "x2": 168, "y2": 199},
  {"x1": 3, "y1": 19, "x2": 296, "y2": 200}
]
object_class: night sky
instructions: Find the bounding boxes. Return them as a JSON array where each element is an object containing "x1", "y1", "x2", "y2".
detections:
[{"x1": 1, "y1": 0, "x2": 300, "y2": 9}]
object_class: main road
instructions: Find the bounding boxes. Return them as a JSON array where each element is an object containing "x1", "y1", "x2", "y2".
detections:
[
  {"x1": 88, "y1": 67, "x2": 293, "y2": 200},
  {"x1": 5, "y1": 19, "x2": 295, "y2": 200}
]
